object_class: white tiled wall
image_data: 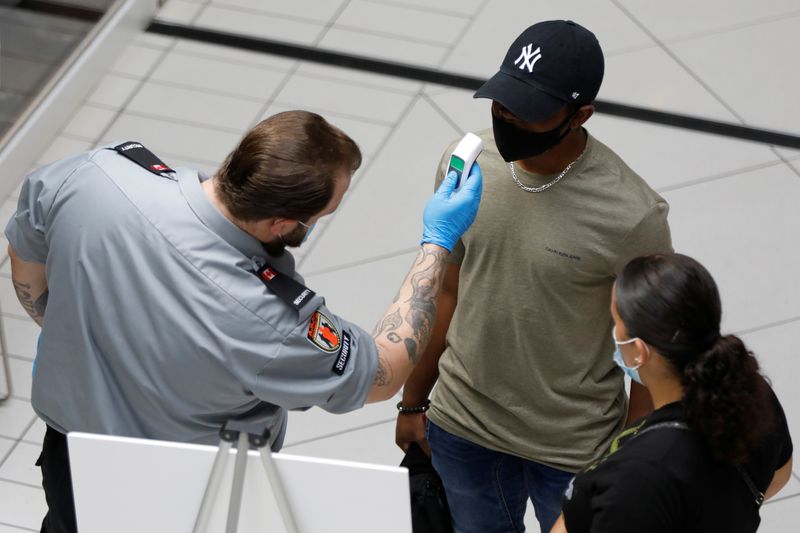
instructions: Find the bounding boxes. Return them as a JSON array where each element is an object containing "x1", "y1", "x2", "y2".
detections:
[{"x1": 1, "y1": 0, "x2": 798, "y2": 531}]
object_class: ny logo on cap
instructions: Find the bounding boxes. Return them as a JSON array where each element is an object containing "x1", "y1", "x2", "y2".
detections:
[{"x1": 514, "y1": 44, "x2": 542, "y2": 73}]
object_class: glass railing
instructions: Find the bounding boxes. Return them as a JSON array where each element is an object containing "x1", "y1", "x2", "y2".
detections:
[{"x1": 0, "y1": 1, "x2": 114, "y2": 140}]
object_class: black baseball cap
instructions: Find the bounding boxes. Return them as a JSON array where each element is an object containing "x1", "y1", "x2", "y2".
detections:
[{"x1": 474, "y1": 20, "x2": 604, "y2": 123}]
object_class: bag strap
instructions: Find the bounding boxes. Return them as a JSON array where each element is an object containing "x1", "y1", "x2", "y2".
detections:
[{"x1": 633, "y1": 420, "x2": 764, "y2": 508}]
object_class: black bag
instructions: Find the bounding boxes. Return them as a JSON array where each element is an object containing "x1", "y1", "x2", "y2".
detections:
[{"x1": 400, "y1": 442, "x2": 454, "y2": 533}]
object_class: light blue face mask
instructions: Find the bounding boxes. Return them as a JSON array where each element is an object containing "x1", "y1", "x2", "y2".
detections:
[
  {"x1": 612, "y1": 326, "x2": 645, "y2": 385},
  {"x1": 297, "y1": 221, "x2": 316, "y2": 243}
]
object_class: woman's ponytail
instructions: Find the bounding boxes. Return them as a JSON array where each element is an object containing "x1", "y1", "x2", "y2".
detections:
[
  {"x1": 616, "y1": 254, "x2": 775, "y2": 465},
  {"x1": 680, "y1": 335, "x2": 773, "y2": 464}
]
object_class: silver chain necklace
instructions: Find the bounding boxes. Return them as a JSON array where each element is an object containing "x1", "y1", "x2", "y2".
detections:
[{"x1": 508, "y1": 149, "x2": 586, "y2": 193}]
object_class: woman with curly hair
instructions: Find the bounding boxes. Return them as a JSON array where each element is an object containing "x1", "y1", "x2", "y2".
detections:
[{"x1": 552, "y1": 253, "x2": 793, "y2": 533}]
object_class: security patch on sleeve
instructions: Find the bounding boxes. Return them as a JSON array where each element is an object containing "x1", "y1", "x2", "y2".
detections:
[
  {"x1": 307, "y1": 311, "x2": 341, "y2": 353},
  {"x1": 331, "y1": 331, "x2": 353, "y2": 376}
]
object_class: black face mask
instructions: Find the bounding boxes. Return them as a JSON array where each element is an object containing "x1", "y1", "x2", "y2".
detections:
[{"x1": 492, "y1": 111, "x2": 576, "y2": 162}]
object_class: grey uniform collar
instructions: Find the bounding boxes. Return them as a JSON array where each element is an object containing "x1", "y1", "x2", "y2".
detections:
[{"x1": 178, "y1": 169, "x2": 269, "y2": 260}]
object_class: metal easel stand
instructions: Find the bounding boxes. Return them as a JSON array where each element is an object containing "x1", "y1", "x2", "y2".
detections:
[{"x1": 193, "y1": 421, "x2": 300, "y2": 533}]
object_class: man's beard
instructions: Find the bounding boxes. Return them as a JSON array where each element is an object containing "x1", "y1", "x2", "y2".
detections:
[{"x1": 262, "y1": 224, "x2": 307, "y2": 256}]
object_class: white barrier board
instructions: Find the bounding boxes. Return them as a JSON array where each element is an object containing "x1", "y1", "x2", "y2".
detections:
[{"x1": 68, "y1": 432, "x2": 412, "y2": 533}]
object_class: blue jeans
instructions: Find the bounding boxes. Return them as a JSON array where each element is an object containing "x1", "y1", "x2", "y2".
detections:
[{"x1": 428, "y1": 421, "x2": 573, "y2": 533}]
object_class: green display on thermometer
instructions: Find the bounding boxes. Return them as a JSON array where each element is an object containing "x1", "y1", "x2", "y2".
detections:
[
  {"x1": 448, "y1": 155, "x2": 466, "y2": 187},
  {"x1": 449, "y1": 155, "x2": 465, "y2": 172},
  {"x1": 447, "y1": 133, "x2": 483, "y2": 190}
]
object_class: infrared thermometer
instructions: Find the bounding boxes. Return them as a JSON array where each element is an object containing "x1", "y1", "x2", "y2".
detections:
[{"x1": 447, "y1": 133, "x2": 483, "y2": 190}]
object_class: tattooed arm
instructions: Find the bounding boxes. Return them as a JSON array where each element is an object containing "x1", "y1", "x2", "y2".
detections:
[
  {"x1": 8, "y1": 245, "x2": 48, "y2": 327},
  {"x1": 366, "y1": 244, "x2": 451, "y2": 403},
  {"x1": 366, "y1": 162, "x2": 482, "y2": 402}
]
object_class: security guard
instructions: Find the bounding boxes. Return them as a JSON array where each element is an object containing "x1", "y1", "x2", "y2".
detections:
[{"x1": 5, "y1": 110, "x2": 483, "y2": 533}]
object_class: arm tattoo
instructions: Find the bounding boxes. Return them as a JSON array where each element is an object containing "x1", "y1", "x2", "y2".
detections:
[
  {"x1": 404, "y1": 338, "x2": 418, "y2": 363},
  {"x1": 373, "y1": 309, "x2": 402, "y2": 336},
  {"x1": 374, "y1": 351, "x2": 394, "y2": 387},
  {"x1": 13, "y1": 282, "x2": 47, "y2": 325},
  {"x1": 35, "y1": 290, "x2": 49, "y2": 317},
  {"x1": 402, "y1": 247, "x2": 447, "y2": 363},
  {"x1": 372, "y1": 245, "x2": 448, "y2": 385}
]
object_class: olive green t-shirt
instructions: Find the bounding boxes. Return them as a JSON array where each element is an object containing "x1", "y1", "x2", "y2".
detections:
[{"x1": 427, "y1": 129, "x2": 672, "y2": 472}]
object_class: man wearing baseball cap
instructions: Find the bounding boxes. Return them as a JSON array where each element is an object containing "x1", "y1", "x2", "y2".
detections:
[{"x1": 395, "y1": 20, "x2": 673, "y2": 533}]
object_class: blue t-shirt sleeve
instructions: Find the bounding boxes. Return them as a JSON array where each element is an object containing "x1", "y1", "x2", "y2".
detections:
[{"x1": 5, "y1": 152, "x2": 90, "y2": 263}]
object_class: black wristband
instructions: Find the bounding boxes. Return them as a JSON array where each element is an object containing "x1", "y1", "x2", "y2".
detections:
[{"x1": 396, "y1": 399, "x2": 431, "y2": 414}]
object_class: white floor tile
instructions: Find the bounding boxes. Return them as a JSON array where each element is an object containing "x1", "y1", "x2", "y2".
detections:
[
  {"x1": 369, "y1": 0, "x2": 484, "y2": 16},
  {"x1": 194, "y1": 6, "x2": 324, "y2": 45},
  {"x1": 335, "y1": 0, "x2": 469, "y2": 46},
  {"x1": 302, "y1": 250, "x2": 418, "y2": 334},
  {"x1": 127, "y1": 82, "x2": 264, "y2": 131},
  {"x1": 209, "y1": 0, "x2": 346, "y2": 24},
  {"x1": 86, "y1": 74, "x2": 141, "y2": 109},
  {"x1": 668, "y1": 16, "x2": 800, "y2": 132},
  {"x1": 0, "y1": 201, "x2": 16, "y2": 230},
  {"x1": 154, "y1": 0, "x2": 204, "y2": 24},
  {"x1": 7, "y1": 358, "x2": 33, "y2": 401},
  {"x1": 0, "y1": 480, "x2": 46, "y2": 530},
  {"x1": 100, "y1": 113, "x2": 241, "y2": 166},
  {"x1": 0, "y1": 437, "x2": 13, "y2": 463},
  {"x1": 295, "y1": 62, "x2": 420, "y2": 95},
  {"x1": 171, "y1": 39, "x2": 296, "y2": 71},
  {"x1": 61, "y1": 104, "x2": 117, "y2": 141},
  {"x1": 617, "y1": 0, "x2": 800, "y2": 43},
  {"x1": 274, "y1": 73, "x2": 416, "y2": 124},
  {"x1": 9, "y1": 183, "x2": 23, "y2": 200},
  {"x1": 588, "y1": 114, "x2": 781, "y2": 191},
  {"x1": 440, "y1": 0, "x2": 656, "y2": 79},
  {"x1": 0, "y1": 363, "x2": 6, "y2": 401},
  {"x1": 36, "y1": 137, "x2": 93, "y2": 167},
  {"x1": 603, "y1": 46, "x2": 739, "y2": 122},
  {"x1": 2, "y1": 314, "x2": 40, "y2": 361},
  {"x1": 285, "y1": 398, "x2": 398, "y2": 447},
  {"x1": 662, "y1": 163, "x2": 800, "y2": 334},
  {"x1": 151, "y1": 52, "x2": 289, "y2": 101},
  {"x1": 775, "y1": 147, "x2": 800, "y2": 162},
  {"x1": 301, "y1": 96, "x2": 459, "y2": 273},
  {"x1": 282, "y1": 420, "x2": 403, "y2": 467},
  {"x1": 0, "y1": 279, "x2": 28, "y2": 319},
  {"x1": 741, "y1": 320, "x2": 800, "y2": 461},
  {"x1": 0, "y1": 398, "x2": 36, "y2": 440},
  {"x1": 0, "y1": 523, "x2": 36, "y2": 533},
  {"x1": 0, "y1": 443, "x2": 41, "y2": 487},
  {"x1": 317, "y1": 27, "x2": 448, "y2": 68},
  {"x1": 759, "y1": 493, "x2": 800, "y2": 532},
  {"x1": 132, "y1": 32, "x2": 176, "y2": 50},
  {"x1": 109, "y1": 44, "x2": 165, "y2": 78},
  {"x1": 20, "y1": 419, "x2": 46, "y2": 447},
  {"x1": 424, "y1": 87, "x2": 492, "y2": 135}
]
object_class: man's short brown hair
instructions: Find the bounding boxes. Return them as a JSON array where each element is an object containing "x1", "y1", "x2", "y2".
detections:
[{"x1": 215, "y1": 110, "x2": 362, "y2": 222}]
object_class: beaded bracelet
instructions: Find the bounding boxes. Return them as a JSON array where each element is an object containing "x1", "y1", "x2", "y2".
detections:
[{"x1": 396, "y1": 399, "x2": 431, "y2": 414}]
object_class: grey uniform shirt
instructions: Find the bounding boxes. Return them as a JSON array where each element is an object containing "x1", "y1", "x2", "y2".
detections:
[{"x1": 5, "y1": 146, "x2": 378, "y2": 448}]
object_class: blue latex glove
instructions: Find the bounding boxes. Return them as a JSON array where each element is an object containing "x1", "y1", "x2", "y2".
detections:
[{"x1": 421, "y1": 163, "x2": 483, "y2": 252}]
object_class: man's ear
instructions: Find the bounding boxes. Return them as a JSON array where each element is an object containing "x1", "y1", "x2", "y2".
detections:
[
  {"x1": 255, "y1": 217, "x2": 291, "y2": 241},
  {"x1": 573, "y1": 104, "x2": 594, "y2": 127}
]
